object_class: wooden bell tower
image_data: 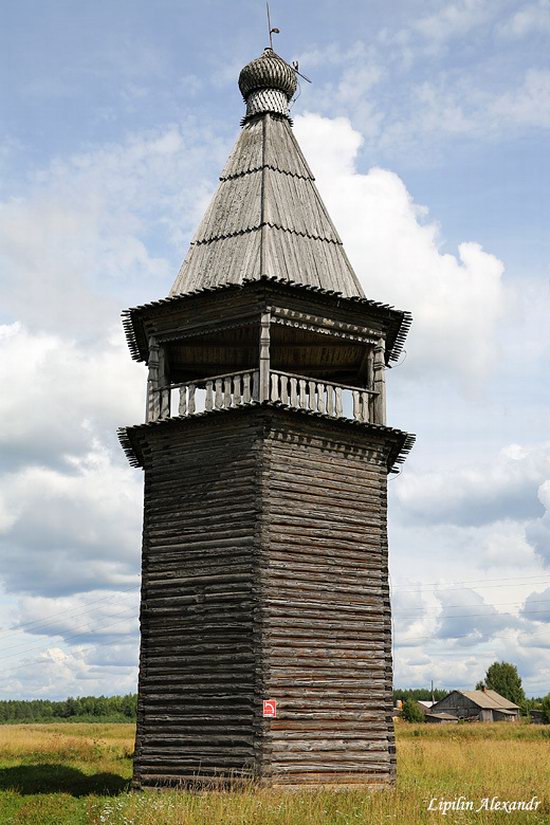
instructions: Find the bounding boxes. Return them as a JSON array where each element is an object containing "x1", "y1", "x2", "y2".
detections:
[{"x1": 120, "y1": 47, "x2": 414, "y2": 789}]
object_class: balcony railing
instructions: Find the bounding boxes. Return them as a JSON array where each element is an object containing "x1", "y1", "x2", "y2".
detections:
[{"x1": 149, "y1": 369, "x2": 378, "y2": 425}]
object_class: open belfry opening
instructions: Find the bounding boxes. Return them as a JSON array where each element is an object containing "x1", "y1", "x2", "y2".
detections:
[{"x1": 119, "y1": 44, "x2": 414, "y2": 789}]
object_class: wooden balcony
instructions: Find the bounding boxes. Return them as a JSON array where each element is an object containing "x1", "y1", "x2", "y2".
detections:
[{"x1": 148, "y1": 369, "x2": 382, "y2": 425}]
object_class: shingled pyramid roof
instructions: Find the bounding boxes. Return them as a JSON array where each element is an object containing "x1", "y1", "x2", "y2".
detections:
[{"x1": 170, "y1": 49, "x2": 365, "y2": 299}]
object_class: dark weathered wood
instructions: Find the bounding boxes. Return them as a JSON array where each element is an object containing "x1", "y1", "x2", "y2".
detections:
[
  {"x1": 373, "y1": 337, "x2": 386, "y2": 425},
  {"x1": 129, "y1": 408, "x2": 399, "y2": 789},
  {"x1": 259, "y1": 311, "x2": 271, "y2": 402}
]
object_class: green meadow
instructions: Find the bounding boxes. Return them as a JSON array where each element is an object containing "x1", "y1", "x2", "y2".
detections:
[{"x1": 0, "y1": 721, "x2": 548, "y2": 824}]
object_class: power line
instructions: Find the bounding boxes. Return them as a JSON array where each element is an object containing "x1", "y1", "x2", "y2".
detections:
[
  {"x1": 391, "y1": 573, "x2": 550, "y2": 592},
  {"x1": 0, "y1": 611, "x2": 138, "y2": 663},
  {"x1": 0, "y1": 583, "x2": 140, "y2": 639},
  {"x1": 394, "y1": 625, "x2": 534, "y2": 648},
  {"x1": 394, "y1": 597, "x2": 550, "y2": 615},
  {"x1": 393, "y1": 605, "x2": 550, "y2": 628}
]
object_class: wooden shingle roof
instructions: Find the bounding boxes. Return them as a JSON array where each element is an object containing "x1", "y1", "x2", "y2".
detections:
[
  {"x1": 461, "y1": 690, "x2": 520, "y2": 710},
  {"x1": 169, "y1": 113, "x2": 366, "y2": 299}
]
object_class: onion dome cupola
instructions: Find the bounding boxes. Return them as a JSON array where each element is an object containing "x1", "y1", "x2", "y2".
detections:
[{"x1": 239, "y1": 47, "x2": 297, "y2": 120}]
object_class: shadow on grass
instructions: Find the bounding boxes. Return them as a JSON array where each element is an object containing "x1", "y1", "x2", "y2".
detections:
[{"x1": 0, "y1": 763, "x2": 129, "y2": 796}]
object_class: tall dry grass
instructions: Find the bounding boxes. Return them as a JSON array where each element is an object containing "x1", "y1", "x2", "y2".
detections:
[
  {"x1": 0, "y1": 722, "x2": 134, "y2": 768},
  {"x1": 0, "y1": 721, "x2": 548, "y2": 824}
]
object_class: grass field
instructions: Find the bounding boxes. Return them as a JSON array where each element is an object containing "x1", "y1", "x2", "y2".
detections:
[{"x1": 0, "y1": 721, "x2": 548, "y2": 824}]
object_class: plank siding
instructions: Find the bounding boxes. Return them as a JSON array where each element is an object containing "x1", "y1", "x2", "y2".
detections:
[{"x1": 131, "y1": 408, "x2": 398, "y2": 789}]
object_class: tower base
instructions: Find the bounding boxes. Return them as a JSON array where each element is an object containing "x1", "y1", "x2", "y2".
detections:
[{"x1": 122, "y1": 406, "x2": 406, "y2": 788}]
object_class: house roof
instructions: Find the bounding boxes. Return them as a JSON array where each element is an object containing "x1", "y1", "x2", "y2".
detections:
[
  {"x1": 440, "y1": 689, "x2": 520, "y2": 710},
  {"x1": 461, "y1": 690, "x2": 519, "y2": 710},
  {"x1": 169, "y1": 50, "x2": 366, "y2": 300}
]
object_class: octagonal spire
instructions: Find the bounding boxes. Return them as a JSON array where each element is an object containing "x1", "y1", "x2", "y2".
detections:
[{"x1": 169, "y1": 50, "x2": 366, "y2": 300}]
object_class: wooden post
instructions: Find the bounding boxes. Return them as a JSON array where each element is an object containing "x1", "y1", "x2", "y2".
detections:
[
  {"x1": 259, "y1": 311, "x2": 271, "y2": 402},
  {"x1": 146, "y1": 337, "x2": 160, "y2": 423},
  {"x1": 158, "y1": 344, "x2": 170, "y2": 419},
  {"x1": 373, "y1": 337, "x2": 386, "y2": 425},
  {"x1": 367, "y1": 346, "x2": 375, "y2": 422}
]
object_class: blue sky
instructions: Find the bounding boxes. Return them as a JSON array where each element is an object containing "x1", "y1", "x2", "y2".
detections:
[{"x1": 0, "y1": 0, "x2": 549, "y2": 698}]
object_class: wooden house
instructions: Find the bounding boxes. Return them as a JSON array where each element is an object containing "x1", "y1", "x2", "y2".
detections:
[
  {"x1": 429, "y1": 689, "x2": 520, "y2": 722},
  {"x1": 119, "y1": 46, "x2": 414, "y2": 789}
]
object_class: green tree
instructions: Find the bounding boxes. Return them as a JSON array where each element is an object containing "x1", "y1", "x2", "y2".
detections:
[
  {"x1": 401, "y1": 698, "x2": 424, "y2": 723},
  {"x1": 478, "y1": 661, "x2": 526, "y2": 706},
  {"x1": 541, "y1": 694, "x2": 550, "y2": 724}
]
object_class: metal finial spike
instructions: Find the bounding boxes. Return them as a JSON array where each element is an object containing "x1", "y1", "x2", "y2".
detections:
[{"x1": 266, "y1": 2, "x2": 280, "y2": 49}]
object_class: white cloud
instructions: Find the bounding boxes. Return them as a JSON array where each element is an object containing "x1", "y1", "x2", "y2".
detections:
[
  {"x1": 489, "y1": 68, "x2": 550, "y2": 129},
  {"x1": 0, "y1": 322, "x2": 143, "y2": 467},
  {"x1": 0, "y1": 124, "x2": 228, "y2": 337},
  {"x1": 395, "y1": 441, "x2": 550, "y2": 526},
  {"x1": 499, "y1": 0, "x2": 550, "y2": 38},
  {"x1": 414, "y1": 0, "x2": 495, "y2": 43},
  {"x1": 1, "y1": 645, "x2": 138, "y2": 699},
  {"x1": 295, "y1": 113, "x2": 507, "y2": 382},
  {"x1": 0, "y1": 325, "x2": 145, "y2": 601},
  {"x1": 435, "y1": 587, "x2": 520, "y2": 642},
  {"x1": 0, "y1": 441, "x2": 142, "y2": 596},
  {"x1": 526, "y1": 480, "x2": 550, "y2": 564},
  {"x1": 14, "y1": 590, "x2": 138, "y2": 636}
]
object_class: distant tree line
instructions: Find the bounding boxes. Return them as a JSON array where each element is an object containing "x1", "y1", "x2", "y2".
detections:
[
  {"x1": 393, "y1": 688, "x2": 447, "y2": 704},
  {"x1": 0, "y1": 694, "x2": 137, "y2": 723}
]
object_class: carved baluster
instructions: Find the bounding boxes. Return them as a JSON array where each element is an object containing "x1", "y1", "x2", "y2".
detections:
[
  {"x1": 224, "y1": 377, "x2": 232, "y2": 408},
  {"x1": 289, "y1": 377, "x2": 298, "y2": 408},
  {"x1": 252, "y1": 370, "x2": 259, "y2": 401},
  {"x1": 188, "y1": 384, "x2": 196, "y2": 415},
  {"x1": 352, "y1": 390, "x2": 360, "y2": 420},
  {"x1": 317, "y1": 383, "x2": 326, "y2": 414},
  {"x1": 178, "y1": 386, "x2": 187, "y2": 416},
  {"x1": 308, "y1": 381, "x2": 316, "y2": 411},
  {"x1": 335, "y1": 386, "x2": 343, "y2": 417},
  {"x1": 280, "y1": 375, "x2": 289, "y2": 405},
  {"x1": 243, "y1": 372, "x2": 251, "y2": 403},
  {"x1": 361, "y1": 391, "x2": 369, "y2": 422},
  {"x1": 299, "y1": 379, "x2": 307, "y2": 409},
  {"x1": 233, "y1": 375, "x2": 242, "y2": 406},
  {"x1": 326, "y1": 385, "x2": 335, "y2": 416},
  {"x1": 205, "y1": 380, "x2": 213, "y2": 412},
  {"x1": 215, "y1": 379, "x2": 223, "y2": 409},
  {"x1": 271, "y1": 372, "x2": 279, "y2": 402}
]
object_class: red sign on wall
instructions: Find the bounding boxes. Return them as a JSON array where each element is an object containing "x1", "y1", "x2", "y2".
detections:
[{"x1": 263, "y1": 699, "x2": 277, "y2": 718}]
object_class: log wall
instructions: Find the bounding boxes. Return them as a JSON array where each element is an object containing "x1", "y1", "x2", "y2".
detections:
[
  {"x1": 259, "y1": 419, "x2": 395, "y2": 786},
  {"x1": 133, "y1": 416, "x2": 264, "y2": 787},
  {"x1": 132, "y1": 407, "x2": 397, "y2": 788}
]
